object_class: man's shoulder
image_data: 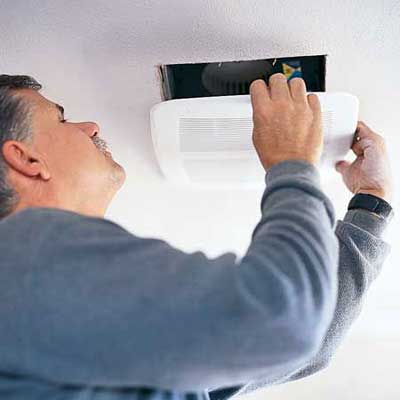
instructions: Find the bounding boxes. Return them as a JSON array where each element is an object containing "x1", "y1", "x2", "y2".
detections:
[{"x1": 0, "y1": 208, "x2": 140, "y2": 275}]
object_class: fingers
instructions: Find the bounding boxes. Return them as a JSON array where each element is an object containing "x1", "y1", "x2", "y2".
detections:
[
  {"x1": 250, "y1": 73, "x2": 315, "y2": 111},
  {"x1": 352, "y1": 120, "x2": 385, "y2": 156},
  {"x1": 351, "y1": 137, "x2": 373, "y2": 156},
  {"x1": 307, "y1": 93, "x2": 321, "y2": 113},
  {"x1": 251, "y1": 74, "x2": 308, "y2": 105},
  {"x1": 356, "y1": 121, "x2": 374, "y2": 139},
  {"x1": 268, "y1": 73, "x2": 291, "y2": 100},
  {"x1": 351, "y1": 132, "x2": 364, "y2": 155},
  {"x1": 355, "y1": 121, "x2": 382, "y2": 143},
  {"x1": 289, "y1": 77, "x2": 307, "y2": 103},
  {"x1": 250, "y1": 79, "x2": 270, "y2": 113},
  {"x1": 335, "y1": 160, "x2": 351, "y2": 175}
]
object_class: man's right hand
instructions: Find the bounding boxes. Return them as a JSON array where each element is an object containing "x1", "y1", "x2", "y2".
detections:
[
  {"x1": 249, "y1": 73, "x2": 323, "y2": 171},
  {"x1": 335, "y1": 121, "x2": 393, "y2": 203}
]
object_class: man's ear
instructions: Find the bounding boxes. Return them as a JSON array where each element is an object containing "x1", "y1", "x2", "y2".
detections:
[{"x1": 1, "y1": 140, "x2": 51, "y2": 180}]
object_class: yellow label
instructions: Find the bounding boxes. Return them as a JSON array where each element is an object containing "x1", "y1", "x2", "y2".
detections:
[{"x1": 282, "y1": 63, "x2": 302, "y2": 79}]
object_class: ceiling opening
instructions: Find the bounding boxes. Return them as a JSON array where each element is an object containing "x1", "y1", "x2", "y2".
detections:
[{"x1": 158, "y1": 55, "x2": 327, "y2": 100}]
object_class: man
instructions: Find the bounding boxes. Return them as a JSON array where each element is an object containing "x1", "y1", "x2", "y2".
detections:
[{"x1": 0, "y1": 73, "x2": 393, "y2": 400}]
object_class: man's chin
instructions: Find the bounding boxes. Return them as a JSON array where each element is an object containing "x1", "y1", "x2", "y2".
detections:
[
  {"x1": 112, "y1": 161, "x2": 126, "y2": 188},
  {"x1": 120, "y1": 165, "x2": 127, "y2": 185}
]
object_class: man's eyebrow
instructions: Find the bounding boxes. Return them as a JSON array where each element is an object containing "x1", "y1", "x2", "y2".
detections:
[{"x1": 54, "y1": 103, "x2": 65, "y2": 119}]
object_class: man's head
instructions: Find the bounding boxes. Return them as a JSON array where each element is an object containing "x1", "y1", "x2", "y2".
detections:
[{"x1": 0, "y1": 74, "x2": 126, "y2": 219}]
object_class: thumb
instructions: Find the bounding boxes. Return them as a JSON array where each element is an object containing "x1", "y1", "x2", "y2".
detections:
[{"x1": 335, "y1": 160, "x2": 351, "y2": 175}]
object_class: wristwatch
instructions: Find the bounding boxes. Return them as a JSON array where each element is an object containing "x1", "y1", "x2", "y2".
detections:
[{"x1": 348, "y1": 193, "x2": 394, "y2": 220}]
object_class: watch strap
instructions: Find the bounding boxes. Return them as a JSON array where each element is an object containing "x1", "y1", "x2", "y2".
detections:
[{"x1": 348, "y1": 193, "x2": 393, "y2": 220}]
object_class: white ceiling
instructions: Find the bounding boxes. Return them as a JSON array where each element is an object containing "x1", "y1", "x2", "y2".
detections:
[{"x1": 1, "y1": 0, "x2": 399, "y2": 397}]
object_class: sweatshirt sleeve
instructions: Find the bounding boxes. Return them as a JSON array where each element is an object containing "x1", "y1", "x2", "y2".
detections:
[
  {"x1": 227, "y1": 206, "x2": 391, "y2": 398},
  {"x1": 23, "y1": 160, "x2": 338, "y2": 392}
]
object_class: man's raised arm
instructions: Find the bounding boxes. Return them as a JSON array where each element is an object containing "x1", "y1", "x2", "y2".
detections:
[{"x1": 214, "y1": 121, "x2": 394, "y2": 399}]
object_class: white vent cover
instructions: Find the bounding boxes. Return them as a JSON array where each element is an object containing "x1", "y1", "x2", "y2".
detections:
[{"x1": 150, "y1": 93, "x2": 359, "y2": 187}]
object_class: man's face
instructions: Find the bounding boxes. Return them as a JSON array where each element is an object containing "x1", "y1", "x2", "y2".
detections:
[{"x1": 11, "y1": 89, "x2": 126, "y2": 214}]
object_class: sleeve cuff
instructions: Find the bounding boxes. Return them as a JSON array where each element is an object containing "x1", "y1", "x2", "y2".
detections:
[
  {"x1": 343, "y1": 209, "x2": 390, "y2": 237},
  {"x1": 265, "y1": 160, "x2": 321, "y2": 188}
]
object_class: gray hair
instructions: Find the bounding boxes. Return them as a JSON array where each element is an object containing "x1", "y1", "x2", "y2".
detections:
[{"x1": 0, "y1": 74, "x2": 42, "y2": 219}]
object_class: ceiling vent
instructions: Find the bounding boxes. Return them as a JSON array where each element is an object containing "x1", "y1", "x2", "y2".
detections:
[{"x1": 150, "y1": 92, "x2": 359, "y2": 187}]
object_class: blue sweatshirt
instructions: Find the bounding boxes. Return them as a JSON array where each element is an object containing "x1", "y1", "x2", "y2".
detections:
[{"x1": 0, "y1": 161, "x2": 390, "y2": 400}]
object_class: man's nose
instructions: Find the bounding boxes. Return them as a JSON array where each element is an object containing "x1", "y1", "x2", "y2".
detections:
[{"x1": 80, "y1": 122, "x2": 100, "y2": 138}]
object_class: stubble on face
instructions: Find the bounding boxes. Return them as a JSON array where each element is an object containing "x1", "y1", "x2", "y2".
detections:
[
  {"x1": 80, "y1": 119, "x2": 126, "y2": 189},
  {"x1": 109, "y1": 158, "x2": 126, "y2": 188}
]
